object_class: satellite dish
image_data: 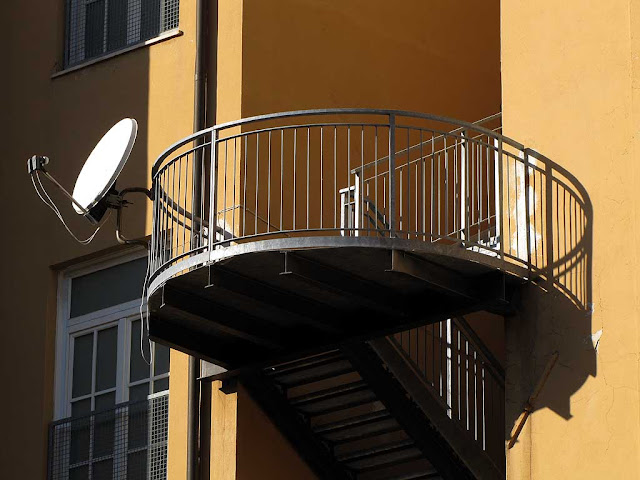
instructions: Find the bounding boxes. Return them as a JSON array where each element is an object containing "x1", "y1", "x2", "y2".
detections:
[
  {"x1": 27, "y1": 117, "x2": 152, "y2": 247},
  {"x1": 72, "y1": 118, "x2": 138, "y2": 223}
]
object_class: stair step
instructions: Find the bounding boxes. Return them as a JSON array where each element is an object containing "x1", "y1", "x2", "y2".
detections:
[
  {"x1": 317, "y1": 412, "x2": 401, "y2": 445},
  {"x1": 314, "y1": 410, "x2": 391, "y2": 435},
  {"x1": 357, "y1": 458, "x2": 441, "y2": 480},
  {"x1": 266, "y1": 350, "x2": 342, "y2": 376},
  {"x1": 289, "y1": 381, "x2": 377, "y2": 416},
  {"x1": 337, "y1": 438, "x2": 415, "y2": 464},
  {"x1": 269, "y1": 357, "x2": 355, "y2": 388}
]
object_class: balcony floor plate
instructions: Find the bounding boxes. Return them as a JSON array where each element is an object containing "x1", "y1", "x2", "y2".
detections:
[{"x1": 148, "y1": 238, "x2": 522, "y2": 369}]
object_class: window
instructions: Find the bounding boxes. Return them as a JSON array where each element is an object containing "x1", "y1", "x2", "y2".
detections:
[
  {"x1": 64, "y1": 0, "x2": 180, "y2": 67},
  {"x1": 50, "y1": 252, "x2": 169, "y2": 480}
]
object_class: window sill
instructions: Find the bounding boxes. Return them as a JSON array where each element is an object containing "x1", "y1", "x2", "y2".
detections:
[{"x1": 51, "y1": 29, "x2": 183, "y2": 79}]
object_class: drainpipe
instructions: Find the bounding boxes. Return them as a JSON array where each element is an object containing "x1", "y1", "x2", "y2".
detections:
[{"x1": 187, "y1": 0, "x2": 209, "y2": 479}]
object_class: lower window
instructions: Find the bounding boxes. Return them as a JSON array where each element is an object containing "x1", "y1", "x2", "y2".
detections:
[{"x1": 50, "y1": 254, "x2": 170, "y2": 479}]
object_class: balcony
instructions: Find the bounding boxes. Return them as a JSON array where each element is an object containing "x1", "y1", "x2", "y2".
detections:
[
  {"x1": 48, "y1": 393, "x2": 168, "y2": 480},
  {"x1": 146, "y1": 109, "x2": 588, "y2": 369}
]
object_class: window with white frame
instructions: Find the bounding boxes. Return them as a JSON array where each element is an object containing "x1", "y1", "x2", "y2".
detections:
[
  {"x1": 50, "y1": 252, "x2": 169, "y2": 480},
  {"x1": 64, "y1": 0, "x2": 180, "y2": 67}
]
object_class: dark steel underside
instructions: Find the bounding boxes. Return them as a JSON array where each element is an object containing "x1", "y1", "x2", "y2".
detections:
[{"x1": 148, "y1": 240, "x2": 521, "y2": 370}]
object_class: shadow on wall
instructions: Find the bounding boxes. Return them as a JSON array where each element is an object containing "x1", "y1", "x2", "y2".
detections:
[{"x1": 505, "y1": 150, "x2": 594, "y2": 429}]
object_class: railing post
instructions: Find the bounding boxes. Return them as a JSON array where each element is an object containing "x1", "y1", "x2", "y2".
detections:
[
  {"x1": 523, "y1": 149, "x2": 532, "y2": 275},
  {"x1": 496, "y1": 138, "x2": 505, "y2": 259},
  {"x1": 460, "y1": 130, "x2": 468, "y2": 244},
  {"x1": 389, "y1": 114, "x2": 397, "y2": 237},
  {"x1": 545, "y1": 160, "x2": 554, "y2": 286},
  {"x1": 209, "y1": 129, "x2": 218, "y2": 251}
]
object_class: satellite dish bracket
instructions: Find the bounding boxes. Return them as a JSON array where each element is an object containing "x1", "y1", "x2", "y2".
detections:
[{"x1": 114, "y1": 187, "x2": 154, "y2": 249}]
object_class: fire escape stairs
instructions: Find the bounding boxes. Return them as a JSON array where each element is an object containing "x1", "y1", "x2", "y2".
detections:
[{"x1": 240, "y1": 336, "x2": 504, "y2": 480}]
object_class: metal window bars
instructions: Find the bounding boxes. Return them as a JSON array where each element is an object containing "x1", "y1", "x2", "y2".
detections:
[
  {"x1": 64, "y1": 0, "x2": 180, "y2": 67},
  {"x1": 148, "y1": 109, "x2": 590, "y2": 310},
  {"x1": 47, "y1": 393, "x2": 169, "y2": 480}
]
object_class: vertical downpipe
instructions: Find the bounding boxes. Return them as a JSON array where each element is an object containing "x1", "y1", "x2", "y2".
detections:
[{"x1": 188, "y1": 0, "x2": 210, "y2": 479}]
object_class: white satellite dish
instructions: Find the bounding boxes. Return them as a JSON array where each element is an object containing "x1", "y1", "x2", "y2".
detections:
[
  {"x1": 28, "y1": 117, "x2": 151, "y2": 247},
  {"x1": 72, "y1": 118, "x2": 138, "y2": 221}
]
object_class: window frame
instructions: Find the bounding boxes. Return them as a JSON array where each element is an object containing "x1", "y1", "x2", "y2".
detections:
[{"x1": 54, "y1": 248, "x2": 149, "y2": 421}]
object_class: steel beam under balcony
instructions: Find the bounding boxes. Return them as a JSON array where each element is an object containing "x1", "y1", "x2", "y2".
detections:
[
  {"x1": 160, "y1": 285, "x2": 283, "y2": 349},
  {"x1": 280, "y1": 252, "x2": 404, "y2": 316}
]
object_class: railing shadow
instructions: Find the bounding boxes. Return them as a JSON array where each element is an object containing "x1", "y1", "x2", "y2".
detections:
[{"x1": 505, "y1": 150, "x2": 594, "y2": 425}]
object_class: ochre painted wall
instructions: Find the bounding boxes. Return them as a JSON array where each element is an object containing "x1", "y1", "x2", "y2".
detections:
[
  {"x1": 240, "y1": 0, "x2": 500, "y2": 121},
  {"x1": 2, "y1": 1, "x2": 195, "y2": 478},
  {"x1": 502, "y1": 0, "x2": 640, "y2": 478},
  {"x1": 236, "y1": 386, "x2": 318, "y2": 480}
]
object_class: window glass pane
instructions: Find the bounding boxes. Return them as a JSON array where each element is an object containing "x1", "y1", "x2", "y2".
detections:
[
  {"x1": 107, "y1": 0, "x2": 127, "y2": 51},
  {"x1": 70, "y1": 257, "x2": 147, "y2": 318},
  {"x1": 127, "y1": 450, "x2": 148, "y2": 479},
  {"x1": 130, "y1": 320, "x2": 151, "y2": 382},
  {"x1": 69, "y1": 465, "x2": 89, "y2": 480},
  {"x1": 71, "y1": 398, "x2": 92, "y2": 418},
  {"x1": 94, "y1": 393, "x2": 116, "y2": 458},
  {"x1": 153, "y1": 342, "x2": 170, "y2": 375},
  {"x1": 95, "y1": 391, "x2": 116, "y2": 412},
  {"x1": 85, "y1": 0, "x2": 105, "y2": 59},
  {"x1": 153, "y1": 377, "x2": 169, "y2": 393},
  {"x1": 141, "y1": 0, "x2": 161, "y2": 40},
  {"x1": 129, "y1": 382, "x2": 150, "y2": 402},
  {"x1": 92, "y1": 459, "x2": 114, "y2": 480},
  {"x1": 72, "y1": 333, "x2": 93, "y2": 398},
  {"x1": 71, "y1": 399, "x2": 91, "y2": 463},
  {"x1": 96, "y1": 327, "x2": 118, "y2": 391}
]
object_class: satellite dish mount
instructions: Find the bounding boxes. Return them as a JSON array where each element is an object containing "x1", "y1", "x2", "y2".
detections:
[{"x1": 28, "y1": 118, "x2": 152, "y2": 248}]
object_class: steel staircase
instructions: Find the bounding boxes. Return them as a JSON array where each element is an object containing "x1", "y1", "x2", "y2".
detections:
[{"x1": 241, "y1": 319, "x2": 505, "y2": 480}]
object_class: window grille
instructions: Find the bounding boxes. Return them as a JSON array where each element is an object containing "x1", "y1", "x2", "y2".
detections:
[
  {"x1": 48, "y1": 393, "x2": 169, "y2": 480},
  {"x1": 64, "y1": 0, "x2": 180, "y2": 68}
]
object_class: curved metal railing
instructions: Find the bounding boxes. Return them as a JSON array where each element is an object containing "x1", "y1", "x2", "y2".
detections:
[{"x1": 148, "y1": 109, "x2": 590, "y2": 309}]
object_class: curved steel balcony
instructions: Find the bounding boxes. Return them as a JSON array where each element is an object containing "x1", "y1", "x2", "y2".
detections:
[{"x1": 146, "y1": 109, "x2": 588, "y2": 368}]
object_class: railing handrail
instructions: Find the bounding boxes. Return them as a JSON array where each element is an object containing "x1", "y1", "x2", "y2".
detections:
[
  {"x1": 453, "y1": 316, "x2": 505, "y2": 386},
  {"x1": 49, "y1": 391, "x2": 169, "y2": 427},
  {"x1": 151, "y1": 109, "x2": 523, "y2": 177}
]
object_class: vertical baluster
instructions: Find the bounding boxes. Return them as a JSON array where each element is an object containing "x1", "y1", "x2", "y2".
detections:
[
  {"x1": 209, "y1": 130, "x2": 218, "y2": 248},
  {"x1": 255, "y1": 133, "x2": 259, "y2": 235},
  {"x1": 293, "y1": 129, "x2": 297, "y2": 231},
  {"x1": 497, "y1": 138, "x2": 504, "y2": 259},
  {"x1": 243, "y1": 135, "x2": 248, "y2": 238},
  {"x1": 223, "y1": 140, "x2": 228, "y2": 240},
  {"x1": 374, "y1": 126, "x2": 378, "y2": 233},
  {"x1": 306, "y1": 127, "x2": 310, "y2": 230},
  {"x1": 267, "y1": 131, "x2": 271, "y2": 233},
  {"x1": 320, "y1": 126, "x2": 323, "y2": 230},
  {"x1": 280, "y1": 129, "x2": 284, "y2": 233},
  {"x1": 232, "y1": 138, "x2": 237, "y2": 238},
  {"x1": 388, "y1": 115, "x2": 396, "y2": 237}
]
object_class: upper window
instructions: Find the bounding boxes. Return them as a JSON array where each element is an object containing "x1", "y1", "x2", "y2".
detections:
[{"x1": 64, "y1": 0, "x2": 180, "y2": 67}]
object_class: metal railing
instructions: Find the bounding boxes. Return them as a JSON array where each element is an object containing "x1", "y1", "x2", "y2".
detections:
[
  {"x1": 148, "y1": 109, "x2": 590, "y2": 309},
  {"x1": 390, "y1": 317, "x2": 505, "y2": 472},
  {"x1": 48, "y1": 393, "x2": 168, "y2": 480}
]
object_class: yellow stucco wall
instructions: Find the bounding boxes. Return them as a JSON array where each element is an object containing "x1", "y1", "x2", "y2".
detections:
[
  {"x1": 502, "y1": 0, "x2": 640, "y2": 477},
  {"x1": 2, "y1": 1, "x2": 195, "y2": 478}
]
